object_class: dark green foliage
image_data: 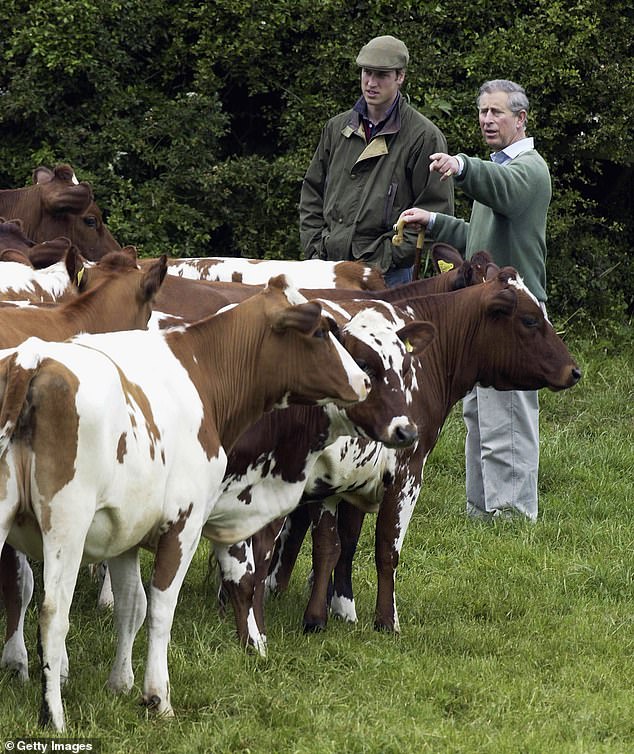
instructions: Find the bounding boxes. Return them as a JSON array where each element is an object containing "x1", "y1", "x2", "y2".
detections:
[{"x1": 0, "y1": 0, "x2": 631, "y2": 320}]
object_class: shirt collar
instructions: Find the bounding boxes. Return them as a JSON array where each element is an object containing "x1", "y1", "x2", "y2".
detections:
[
  {"x1": 353, "y1": 93, "x2": 401, "y2": 125},
  {"x1": 491, "y1": 136, "x2": 534, "y2": 163}
]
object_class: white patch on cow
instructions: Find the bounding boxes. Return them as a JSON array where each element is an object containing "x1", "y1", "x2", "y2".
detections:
[
  {"x1": 0, "y1": 260, "x2": 72, "y2": 301},
  {"x1": 12, "y1": 338, "x2": 45, "y2": 370},
  {"x1": 246, "y1": 610, "x2": 267, "y2": 657},
  {"x1": 167, "y1": 258, "x2": 342, "y2": 289},
  {"x1": 343, "y1": 304, "x2": 410, "y2": 376},
  {"x1": 70, "y1": 172, "x2": 79, "y2": 185},
  {"x1": 507, "y1": 274, "x2": 539, "y2": 306},
  {"x1": 318, "y1": 299, "x2": 354, "y2": 322},
  {"x1": 330, "y1": 594, "x2": 358, "y2": 623},
  {"x1": 148, "y1": 311, "x2": 186, "y2": 331}
]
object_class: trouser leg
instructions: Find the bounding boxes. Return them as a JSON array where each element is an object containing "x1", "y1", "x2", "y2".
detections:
[{"x1": 464, "y1": 386, "x2": 539, "y2": 520}]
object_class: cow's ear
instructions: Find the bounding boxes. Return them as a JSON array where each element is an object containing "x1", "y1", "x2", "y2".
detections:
[
  {"x1": 485, "y1": 263, "x2": 500, "y2": 281},
  {"x1": 141, "y1": 255, "x2": 168, "y2": 302},
  {"x1": 486, "y1": 288, "x2": 517, "y2": 317},
  {"x1": 431, "y1": 243, "x2": 462, "y2": 274},
  {"x1": 397, "y1": 321, "x2": 437, "y2": 356},
  {"x1": 0, "y1": 248, "x2": 32, "y2": 266},
  {"x1": 33, "y1": 166, "x2": 54, "y2": 185},
  {"x1": 270, "y1": 302, "x2": 323, "y2": 335},
  {"x1": 4, "y1": 218, "x2": 25, "y2": 231},
  {"x1": 64, "y1": 246, "x2": 86, "y2": 289},
  {"x1": 120, "y1": 245, "x2": 138, "y2": 262}
]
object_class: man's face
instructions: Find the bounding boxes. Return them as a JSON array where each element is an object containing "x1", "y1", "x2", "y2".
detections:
[
  {"x1": 478, "y1": 91, "x2": 526, "y2": 150},
  {"x1": 361, "y1": 68, "x2": 404, "y2": 111}
]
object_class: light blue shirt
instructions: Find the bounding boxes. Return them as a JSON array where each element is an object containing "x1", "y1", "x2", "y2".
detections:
[{"x1": 490, "y1": 136, "x2": 535, "y2": 165}]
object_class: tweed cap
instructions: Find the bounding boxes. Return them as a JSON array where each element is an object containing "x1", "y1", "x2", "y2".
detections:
[{"x1": 356, "y1": 35, "x2": 409, "y2": 70}]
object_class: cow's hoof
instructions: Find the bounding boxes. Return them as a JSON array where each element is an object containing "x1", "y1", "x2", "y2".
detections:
[
  {"x1": 303, "y1": 621, "x2": 326, "y2": 634},
  {"x1": 141, "y1": 694, "x2": 162, "y2": 709}
]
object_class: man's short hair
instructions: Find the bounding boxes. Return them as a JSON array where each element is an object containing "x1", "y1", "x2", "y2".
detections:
[{"x1": 478, "y1": 79, "x2": 530, "y2": 115}]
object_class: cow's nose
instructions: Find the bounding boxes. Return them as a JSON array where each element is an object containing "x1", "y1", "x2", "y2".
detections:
[{"x1": 571, "y1": 367, "x2": 582, "y2": 384}]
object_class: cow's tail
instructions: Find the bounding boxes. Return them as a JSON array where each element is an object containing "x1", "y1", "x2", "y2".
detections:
[{"x1": 0, "y1": 350, "x2": 41, "y2": 460}]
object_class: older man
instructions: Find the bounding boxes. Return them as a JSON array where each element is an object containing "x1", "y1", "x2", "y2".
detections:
[
  {"x1": 300, "y1": 35, "x2": 453, "y2": 286},
  {"x1": 397, "y1": 80, "x2": 552, "y2": 520}
]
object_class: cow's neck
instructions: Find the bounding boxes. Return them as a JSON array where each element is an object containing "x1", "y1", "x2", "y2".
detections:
[
  {"x1": 406, "y1": 289, "x2": 484, "y2": 422},
  {"x1": 167, "y1": 309, "x2": 279, "y2": 453}
]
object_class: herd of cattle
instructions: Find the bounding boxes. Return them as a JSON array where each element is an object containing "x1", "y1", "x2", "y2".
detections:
[{"x1": 0, "y1": 164, "x2": 581, "y2": 730}]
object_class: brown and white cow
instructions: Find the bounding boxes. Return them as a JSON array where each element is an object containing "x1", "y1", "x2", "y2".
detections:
[
  {"x1": 0, "y1": 165, "x2": 121, "y2": 260},
  {"x1": 260, "y1": 267, "x2": 581, "y2": 635},
  {"x1": 0, "y1": 249, "x2": 168, "y2": 682},
  {"x1": 143, "y1": 243, "x2": 489, "y2": 331},
  {"x1": 0, "y1": 275, "x2": 369, "y2": 730},
  {"x1": 158, "y1": 256, "x2": 387, "y2": 290},
  {"x1": 206, "y1": 297, "x2": 437, "y2": 655}
]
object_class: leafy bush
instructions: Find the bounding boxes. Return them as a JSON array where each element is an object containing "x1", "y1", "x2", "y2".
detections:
[{"x1": 0, "y1": 0, "x2": 631, "y2": 321}]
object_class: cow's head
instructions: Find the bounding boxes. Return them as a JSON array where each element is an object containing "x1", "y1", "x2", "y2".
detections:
[
  {"x1": 477, "y1": 267, "x2": 581, "y2": 391},
  {"x1": 326, "y1": 302, "x2": 436, "y2": 447},
  {"x1": 256, "y1": 275, "x2": 371, "y2": 408},
  {"x1": 65, "y1": 246, "x2": 168, "y2": 331},
  {"x1": 32, "y1": 165, "x2": 122, "y2": 260}
]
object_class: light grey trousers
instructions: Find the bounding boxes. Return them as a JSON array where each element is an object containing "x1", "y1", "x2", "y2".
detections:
[{"x1": 463, "y1": 386, "x2": 540, "y2": 520}]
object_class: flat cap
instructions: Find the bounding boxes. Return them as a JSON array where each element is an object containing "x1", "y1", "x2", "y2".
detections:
[{"x1": 356, "y1": 35, "x2": 409, "y2": 71}]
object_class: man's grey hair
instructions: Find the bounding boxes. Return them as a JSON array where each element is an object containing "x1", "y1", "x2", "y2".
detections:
[{"x1": 478, "y1": 80, "x2": 530, "y2": 117}]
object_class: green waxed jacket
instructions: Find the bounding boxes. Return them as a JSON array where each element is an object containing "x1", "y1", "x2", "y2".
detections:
[
  {"x1": 431, "y1": 149, "x2": 551, "y2": 301},
  {"x1": 300, "y1": 96, "x2": 454, "y2": 273}
]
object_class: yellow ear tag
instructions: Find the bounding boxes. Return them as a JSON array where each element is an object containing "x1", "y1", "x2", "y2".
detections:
[
  {"x1": 438, "y1": 260, "x2": 455, "y2": 273},
  {"x1": 405, "y1": 339, "x2": 414, "y2": 353},
  {"x1": 76, "y1": 267, "x2": 84, "y2": 286}
]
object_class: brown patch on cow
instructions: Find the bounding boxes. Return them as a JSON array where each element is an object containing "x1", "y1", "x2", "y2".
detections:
[
  {"x1": 115, "y1": 368, "x2": 162, "y2": 462},
  {"x1": 231, "y1": 271, "x2": 244, "y2": 283},
  {"x1": 153, "y1": 504, "x2": 193, "y2": 591},
  {"x1": 27, "y1": 360, "x2": 80, "y2": 532},
  {"x1": 228, "y1": 542, "x2": 248, "y2": 563},
  {"x1": 237, "y1": 486, "x2": 253, "y2": 505},
  {"x1": 116, "y1": 432, "x2": 127, "y2": 463}
]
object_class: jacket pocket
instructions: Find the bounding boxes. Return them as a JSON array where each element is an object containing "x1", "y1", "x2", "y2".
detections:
[{"x1": 382, "y1": 181, "x2": 398, "y2": 229}]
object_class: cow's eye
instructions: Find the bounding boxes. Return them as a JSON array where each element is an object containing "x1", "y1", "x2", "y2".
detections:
[
  {"x1": 355, "y1": 359, "x2": 376, "y2": 378},
  {"x1": 521, "y1": 315, "x2": 539, "y2": 328},
  {"x1": 83, "y1": 215, "x2": 98, "y2": 228},
  {"x1": 313, "y1": 328, "x2": 327, "y2": 339}
]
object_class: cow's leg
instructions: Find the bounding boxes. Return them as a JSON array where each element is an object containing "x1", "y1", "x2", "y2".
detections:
[
  {"x1": 38, "y1": 533, "x2": 86, "y2": 731},
  {"x1": 331, "y1": 502, "x2": 365, "y2": 623},
  {"x1": 374, "y1": 479, "x2": 421, "y2": 633},
  {"x1": 251, "y1": 518, "x2": 286, "y2": 649},
  {"x1": 266, "y1": 506, "x2": 311, "y2": 595},
  {"x1": 142, "y1": 513, "x2": 203, "y2": 717},
  {"x1": 303, "y1": 501, "x2": 339, "y2": 633},
  {"x1": 1, "y1": 545, "x2": 33, "y2": 681},
  {"x1": 214, "y1": 540, "x2": 266, "y2": 657},
  {"x1": 107, "y1": 548, "x2": 146, "y2": 693},
  {"x1": 96, "y1": 561, "x2": 114, "y2": 610}
]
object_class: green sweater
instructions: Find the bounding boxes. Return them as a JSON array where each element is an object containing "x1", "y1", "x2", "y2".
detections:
[{"x1": 431, "y1": 149, "x2": 551, "y2": 301}]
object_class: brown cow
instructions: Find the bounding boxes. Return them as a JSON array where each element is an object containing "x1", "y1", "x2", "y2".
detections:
[
  {"x1": 258, "y1": 267, "x2": 581, "y2": 636},
  {"x1": 0, "y1": 165, "x2": 121, "y2": 260}
]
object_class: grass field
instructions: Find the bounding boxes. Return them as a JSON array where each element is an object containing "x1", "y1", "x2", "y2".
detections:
[{"x1": 1, "y1": 325, "x2": 633, "y2": 753}]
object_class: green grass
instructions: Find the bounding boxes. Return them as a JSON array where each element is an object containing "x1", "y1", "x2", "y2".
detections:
[{"x1": 2, "y1": 327, "x2": 633, "y2": 753}]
